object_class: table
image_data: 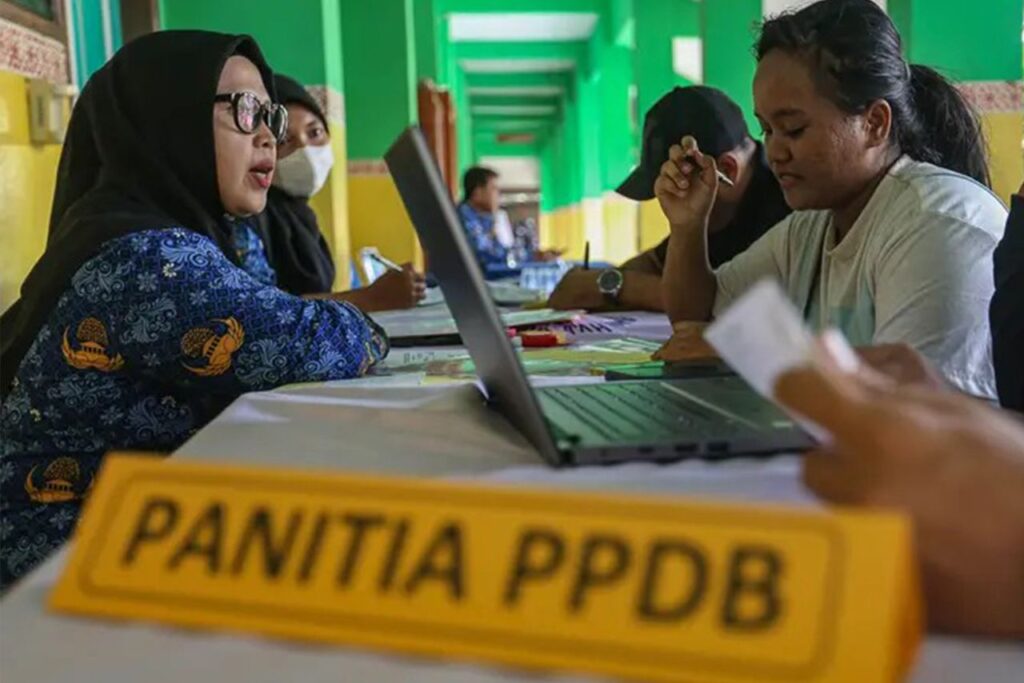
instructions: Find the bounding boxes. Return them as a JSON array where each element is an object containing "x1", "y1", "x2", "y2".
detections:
[{"x1": 2, "y1": 312, "x2": 1021, "y2": 681}]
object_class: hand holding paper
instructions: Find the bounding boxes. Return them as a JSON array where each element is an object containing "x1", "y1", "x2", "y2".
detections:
[{"x1": 703, "y1": 279, "x2": 859, "y2": 440}]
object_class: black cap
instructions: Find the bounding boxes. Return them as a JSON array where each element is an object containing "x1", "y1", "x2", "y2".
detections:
[{"x1": 617, "y1": 86, "x2": 749, "y2": 200}]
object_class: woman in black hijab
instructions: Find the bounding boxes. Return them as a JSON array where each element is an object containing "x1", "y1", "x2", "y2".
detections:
[
  {"x1": 258, "y1": 73, "x2": 426, "y2": 310},
  {"x1": 254, "y1": 74, "x2": 336, "y2": 295},
  {"x1": 0, "y1": 32, "x2": 388, "y2": 590}
]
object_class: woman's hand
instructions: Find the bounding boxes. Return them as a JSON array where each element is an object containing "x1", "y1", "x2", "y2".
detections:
[
  {"x1": 651, "y1": 321, "x2": 717, "y2": 361},
  {"x1": 326, "y1": 264, "x2": 426, "y2": 312},
  {"x1": 653, "y1": 136, "x2": 719, "y2": 231},
  {"x1": 363, "y1": 263, "x2": 426, "y2": 311}
]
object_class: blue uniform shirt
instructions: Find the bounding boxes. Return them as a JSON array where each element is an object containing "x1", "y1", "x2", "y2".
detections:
[
  {"x1": 0, "y1": 224, "x2": 388, "y2": 589},
  {"x1": 456, "y1": 202, "x2": 520, "y2": 279}
]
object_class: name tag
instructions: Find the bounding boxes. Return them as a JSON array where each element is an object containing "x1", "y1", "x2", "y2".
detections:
[{"x1": 51, "y1": 454, "x2": 920, "y2": 682}]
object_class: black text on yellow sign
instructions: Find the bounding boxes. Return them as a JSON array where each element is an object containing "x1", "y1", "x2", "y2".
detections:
[{"x1": 51, "y1": 454, "x2": 921, "y2": 682}]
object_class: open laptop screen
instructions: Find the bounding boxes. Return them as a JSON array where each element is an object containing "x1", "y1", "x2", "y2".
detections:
[{"x1": 384, "y1": 126, "x2": 563, "y2": 465}]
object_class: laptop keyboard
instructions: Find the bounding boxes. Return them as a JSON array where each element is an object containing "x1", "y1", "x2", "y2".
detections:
[{"x1": 539, "y1": 382, "x2": 723, "y2": 442}]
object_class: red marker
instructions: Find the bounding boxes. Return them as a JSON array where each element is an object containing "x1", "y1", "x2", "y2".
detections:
[{"x1": 519, "y1": 330, "x2": 567, "y2": 348}]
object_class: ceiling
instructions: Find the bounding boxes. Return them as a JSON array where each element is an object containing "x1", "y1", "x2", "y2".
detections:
[{"x1": 448, "y1": 12, "x2": 599, "y2": 42}]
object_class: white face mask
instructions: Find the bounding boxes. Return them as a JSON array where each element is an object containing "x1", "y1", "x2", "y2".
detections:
[{"x1": 272, "y1": 143, "x2": 335, "y2": 198}]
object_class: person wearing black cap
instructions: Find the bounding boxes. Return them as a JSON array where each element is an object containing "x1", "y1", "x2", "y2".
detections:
[
  {"x1": 0, "y1": 35, "x2": 389, "y2": 589},
  {"x1": 548, "y1": 86, "x2": 789, "y2": 312},
  {"x1": 655, "y1": 0, "x2": 1003, "y2": 398},
  {"x1": 257, "y1": 73, "x2": 425, "y2": 310}
]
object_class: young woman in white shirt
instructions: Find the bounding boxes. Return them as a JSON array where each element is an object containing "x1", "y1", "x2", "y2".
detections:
[{"x1": 655, "y1": 0, "x2": 1007, "y2": 398}]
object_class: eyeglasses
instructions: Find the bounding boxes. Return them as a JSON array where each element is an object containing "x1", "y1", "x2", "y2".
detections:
[{"x1": 214, "y1": 91, "x2": 288, "y2": 143}]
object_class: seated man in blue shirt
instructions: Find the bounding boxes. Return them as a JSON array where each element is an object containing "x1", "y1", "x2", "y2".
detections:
[
  {"x1": 457, "y1": 167, "x2": 559, "y2": 279},
  {"x1": 456, "y1": 166, "x2": 511, "y2": 279}
]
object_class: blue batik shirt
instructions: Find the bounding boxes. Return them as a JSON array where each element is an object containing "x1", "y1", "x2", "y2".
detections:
[
  {"x1": 456, "y1": 202, "x2": 518, "y2": 279},
  {"x1": 0, "y1": 222, "x2": 388, "y2": 590}
]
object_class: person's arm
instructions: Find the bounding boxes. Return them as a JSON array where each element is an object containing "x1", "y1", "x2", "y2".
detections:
[
  {"x1": 871, "y1": 210, "x2": 1001, "y2": 397},
  {"x1": 113, "y1": 230, "x2": 388, "y2": 395},
  {"x1": 991, "y1": 189, "x2": 1024, "y2": 411},
  {"x1": 547, "y1": 269, "x2": 664, "y2": 312},
  {"x1": 774, "y1": 348, "x2": 1024, "y2": 639},
  {"x1": 655, "y1": 138, "x2": 742, "y2": 323},
  {"x1": 620, "y1": 239, "x2": 667, "y2": 275},
  {"x1": 656, "y1": 139, "x2": 795, "y2": 323},
  {"x1": 307, "y1": 264, "x2": 426, "y2": 312}
]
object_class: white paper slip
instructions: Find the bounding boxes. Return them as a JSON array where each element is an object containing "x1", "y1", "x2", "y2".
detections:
[
  {"x1": 417, "y1": 287, "x2": 446, "y2": 307},
  {"x1": 704, "y1": 279, "x2": 858, "y2": 440},
  {"x1": 383, "y1": 346, "x2": 471, "y2": 367},
  {"x1": 704, "y1": 280, "x2": 817, "y2": 397}
]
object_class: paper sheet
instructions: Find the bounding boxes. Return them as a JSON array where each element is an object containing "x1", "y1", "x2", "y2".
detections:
[
  {"x1": 521, "y1": 337, "x2": 661, "y2": 365},
  {"x1": 371, "y1": 306, "x2": 581, "y2": 340}
]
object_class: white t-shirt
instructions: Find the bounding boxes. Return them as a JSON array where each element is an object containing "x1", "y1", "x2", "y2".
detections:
[{"x1": 713, "y1": 157, "x2": 1008, "y2": 398}]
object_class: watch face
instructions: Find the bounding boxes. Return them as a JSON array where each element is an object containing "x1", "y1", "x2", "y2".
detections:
[{"x1": 598, "y1": 269, "x2": 624, "y2": 294}]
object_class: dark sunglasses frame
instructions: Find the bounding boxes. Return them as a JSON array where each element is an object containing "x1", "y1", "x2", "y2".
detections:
[{"x1": 214, "y1": 91, "x2": 288, "y2": 143}]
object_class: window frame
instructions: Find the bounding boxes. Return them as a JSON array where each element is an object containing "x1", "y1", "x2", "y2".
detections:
[{"x1": 0, "y1": 0, "x2": 67, "y2": 44}]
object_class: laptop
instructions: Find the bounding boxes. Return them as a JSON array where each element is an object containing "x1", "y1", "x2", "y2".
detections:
[{"x1": 385, "y1": 126, "x2": 812, "y2": 466}]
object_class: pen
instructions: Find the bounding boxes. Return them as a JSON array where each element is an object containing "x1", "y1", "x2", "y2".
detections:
[
  {"x1": 583, "y1": 241, "x2": 590, "y2": 270},
  {"x1": 679, "y1": 135, "x2": 735, "y2": 189},
  {"x1": 683, "y1": 155, "x2": 735, "y2": 188},
  {"x1": 368, "y1": 252, "x2": 403, "y2": 273}
]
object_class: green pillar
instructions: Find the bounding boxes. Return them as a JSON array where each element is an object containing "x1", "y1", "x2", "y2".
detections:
[
  {"x1": 341, "y1": 0, "x2": 416, "y2": 160},
  {"x1": 890, "y1": 0, "x2": 1023, "y2": 202},
  {"x1": 701, "y1": 0, "x2": 762, "y2": 131},
  {"x1": 596, "y1": 40, "x2": 640, "y2": 263},
  {"x1": 455, "y1": 67, "x2": 475, "y2": 175},
  {"x1": 160, "y1": 0, "x2": 352, "y2": 288},
  {"x1": 340, "y1": 0, "x2": 423, "y2": 267},
  {"x1": 598, "y1": 42, "x2": 638, "y2": 193},
  {"x1": 414, "y1": 0, "x2": 439, "y2": 82},
  {"x1": 162, "y1": 0, "x2": 342, "y2": 92},
  {"x1": 634, "y1": 0, "x2": 700, "y2": 117},
  {"x1": 633, "y1": 0, "x2": 700, "y2": 257}
]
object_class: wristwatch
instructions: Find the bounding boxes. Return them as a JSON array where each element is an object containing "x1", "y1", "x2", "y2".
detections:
[{"x1": 597, "y1": 268, "x2": 625, "y2": 304}]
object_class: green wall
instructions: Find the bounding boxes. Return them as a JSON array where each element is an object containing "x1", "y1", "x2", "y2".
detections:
[
  {"x1": 634, "y1": 0, "x2": 699, "y2": 117},
  {"x1": 702, "y1": 0, "x2": 761, "y2": 132},
  {"x1": 161, "y1": 0, "x2": 341, "y2": 90},
  {"x1": 414, "y1": 0, "x2": 439, "y2": 81},
  {"x1": 891, "y1": 0, "x2": 1023, "y2": 81},
  {"x1": 340, "y1": 0, "x2": 417, "y2": 158},
  {"x1": 597, "y1": 43, "x2": 638, "y2": 192}
]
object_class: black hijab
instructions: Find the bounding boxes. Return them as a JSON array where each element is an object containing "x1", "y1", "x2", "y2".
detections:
[
  {"x1": 253, "y1": 74, "x2": 336, "y2": 296},
  {"x1": 1, "y1": 31, "x2": 276, "y2": 397}
]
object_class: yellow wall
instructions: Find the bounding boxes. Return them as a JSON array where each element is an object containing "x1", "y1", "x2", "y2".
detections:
[
  {"x1": 545, "y1": 204, "x2": 585, "y2": 261},
  {"x1": 581, "y1": 197, "x2": 605, "y2": 261},
  {"x1": 306, "y1": 128, "x2": 351, "y2": 289},
  {"x1": 347, "y1": 168, "x2": 423, "y2": 271},
  {"x1": 541, "y1": 195, "x2": 639, "y2": 265},
  {"x1": 983, "y1": 111, "x2": 1024, "y2": 204},
  {"x1": 0, "y1": 70, "x2": 62, "y2": 312},
  {"x1": 638, "y1": 199, "x2": 669, "y2": 254},
  {"x1": 601, "y1": 192, "x2": 639, "y2": 265},
  {"x1": 538, "y1": 211, "x2": 553, "y2": 251}
]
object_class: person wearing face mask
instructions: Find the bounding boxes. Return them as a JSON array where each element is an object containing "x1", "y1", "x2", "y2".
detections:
[
  {"x1": 0, "y1": 33, "x2": 389, "y2": 591},
  {"x1": 257, "y1": 74, "x2": 425, "y2": 311},
  {"x1": 654, "y1": 0, "x2": 1006, "y2": 398}
]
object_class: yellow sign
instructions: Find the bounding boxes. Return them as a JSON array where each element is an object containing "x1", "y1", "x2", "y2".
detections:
[{"x1": 51, "y1": 454, "x2": 920, "y2": 682}]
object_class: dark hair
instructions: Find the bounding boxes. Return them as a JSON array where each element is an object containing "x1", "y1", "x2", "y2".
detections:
[
  {"x1": 463, "y1": 166, "x2": 498, "y2": 200},
  {"x1": 756, "y1": 0, "x2": 990, "y2": 187}
]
